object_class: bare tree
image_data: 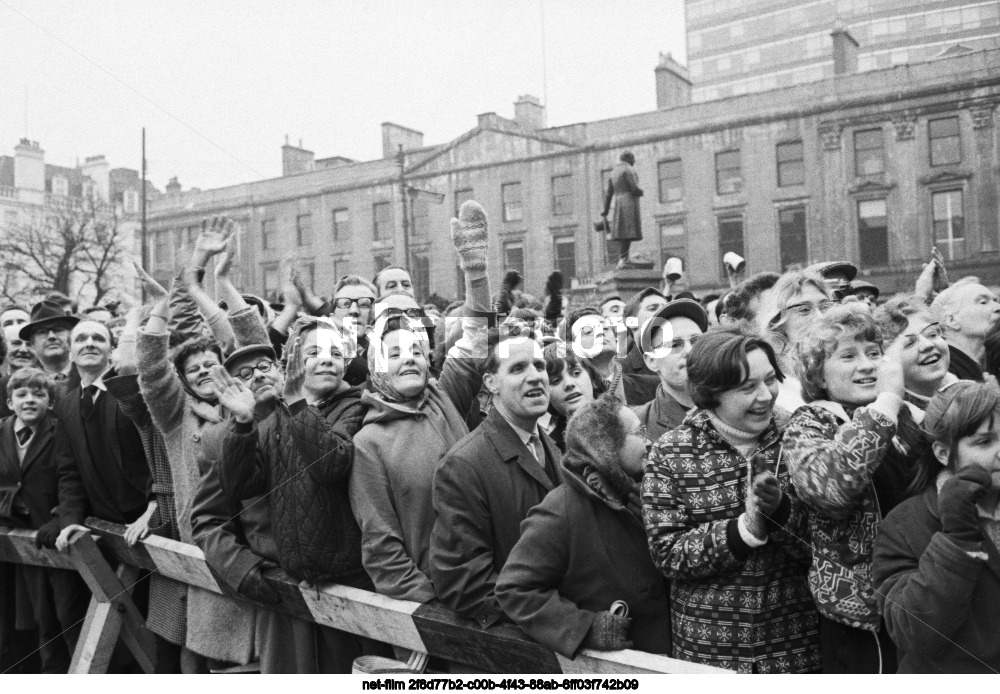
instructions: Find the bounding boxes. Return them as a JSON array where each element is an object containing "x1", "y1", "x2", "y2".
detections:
[{"x1": 0, "y1": 198, "x2": 131, "y2": 306}]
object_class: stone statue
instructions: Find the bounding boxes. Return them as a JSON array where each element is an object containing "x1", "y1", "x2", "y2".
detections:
[{"x1": 601, "y1": 151, "x2": 643, "y2": 268}]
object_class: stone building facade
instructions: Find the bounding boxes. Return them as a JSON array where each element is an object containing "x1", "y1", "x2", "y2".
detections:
[{"x1": 146, "y1": 44, "x2": 1000, "y2": 303}]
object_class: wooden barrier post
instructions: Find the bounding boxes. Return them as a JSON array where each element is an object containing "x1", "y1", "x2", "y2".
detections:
[{"x1": 64, "y1": 531, "x2": 156, "y2": 674}]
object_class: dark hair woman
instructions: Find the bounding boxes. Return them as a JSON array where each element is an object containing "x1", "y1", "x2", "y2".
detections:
[
  {"x1": 643, "y1": 326, "x2": 820, "y2": 673},
  {"x1": 874, "y1": 379, "x2": 1000, "y2": 673},
  {"x1": 541, "y1": 342, "x2": 606, "y2": 452}
]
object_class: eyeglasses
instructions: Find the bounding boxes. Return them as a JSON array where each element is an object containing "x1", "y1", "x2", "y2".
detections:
[
  {"x1": 785, "y1": 300, "x2": 835, "y2": 318},
  {"x1": 234, "y1": 359, "x2": 275, "y2": 381},
  {"x1": 334, "y1": 297, "x2": 374, "y2": 310},
  {"x1": 901, "y1": 322, "x2": 944, "y2": 347}
]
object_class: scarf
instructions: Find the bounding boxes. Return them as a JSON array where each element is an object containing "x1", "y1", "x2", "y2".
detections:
[{"x1": 367, "y1": 327, "x2": 430, "y2": 405}]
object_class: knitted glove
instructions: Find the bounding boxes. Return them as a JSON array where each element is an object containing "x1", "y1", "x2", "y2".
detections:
[
  {"x1": 543, "y1": 271, "x2": 564, "y2": 326},
  {"x1": 238, "y1": 560, "x2": 281, "y2": 604},
  {"x1": 451, "y1": 200, "x2": 489, "y2": 272},
  {"x1": 938, "y1": 466, "x2": 992, "y2": 545},
  {"x1": 35, "y1": 518, "x2": 61, "y2": 550},
  {"x1": 582, "y1": 611, "x2": 633, "y2": 651},
  {"x1": 494, "y1": 270, "x2": 523, "y2": 315}
]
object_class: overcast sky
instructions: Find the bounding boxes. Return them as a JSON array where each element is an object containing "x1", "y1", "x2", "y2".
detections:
[{"x1": 0, "y1": 1, "x2": 687, "y2": 192}]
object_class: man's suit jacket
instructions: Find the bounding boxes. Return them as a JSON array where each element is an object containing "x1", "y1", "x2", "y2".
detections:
[
  {"x1": 53, "y1": 383, "x2": 150, "y2": 528},
  {"x1": 0, "y1": 413, "x2": 60, "y2": 529},
  {"x1": 429, "y1": 407, "x2": 564, "y2": 628}
]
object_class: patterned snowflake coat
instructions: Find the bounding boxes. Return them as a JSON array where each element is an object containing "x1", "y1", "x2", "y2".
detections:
[
  {"x1": 782, "y1": 401, "x2": 901, "y2": 632},
  {"x1": 642, "y1": 409, "x2": 821, "y2": 673}
]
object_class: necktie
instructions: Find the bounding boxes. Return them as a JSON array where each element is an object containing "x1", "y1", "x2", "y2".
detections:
[
  {"x1": 527, "y1": 434, "x2": 545, "y2": 468},
  {"x1": 81, "y1": 385, "x2": 98, "y2": 420},
  {"x1": 15, "y1": 427, "x2": 31, "y2": 447}
]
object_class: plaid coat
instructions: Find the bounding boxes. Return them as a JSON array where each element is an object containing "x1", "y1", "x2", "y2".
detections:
[{"x1": 642, "y1": 409, "x2": 820, "y2": 673}]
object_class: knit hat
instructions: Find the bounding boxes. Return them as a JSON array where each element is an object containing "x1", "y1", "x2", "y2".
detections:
[{"x1": 451, "y1": 200, "x2": 488, "y2": 271}]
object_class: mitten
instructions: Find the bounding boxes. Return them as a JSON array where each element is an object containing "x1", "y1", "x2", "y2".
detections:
[
  {"x1": 938, "y1": 466, "x2": 992, "y2": 545},
  {"x1": 35, "y1": 518, "x2": 61, "y2": 550},
  {"x1": 494, "y1": 270, "x2": 522, "y2": 315},
  {"x1": 238, "y1": 560, "x2": 281, "y2": 604},
  {"x1": 543, "y1": 271, "x2": 564, "y2": 326},
  {"x1": 451, "y1": 201, "x2": 489, "y2": 272},
  {"x1": 582, "y1": 611, "x2": 633, "y2": 651}
]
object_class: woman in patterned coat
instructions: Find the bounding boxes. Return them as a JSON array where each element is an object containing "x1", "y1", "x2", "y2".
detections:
[
  {"x1": 643, "y1": 327, "x2": 820, "y2": 673},
  {"x1": 783, "y1": 304, "x2": 924, "y2": 673}
]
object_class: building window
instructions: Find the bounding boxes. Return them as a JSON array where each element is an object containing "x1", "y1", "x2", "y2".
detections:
[
  {"x1": 454, "y1": 189, "x2": 474, "y2": 217},
  {"x1": 657, "y1": 159, "x2": 683, "y2": 203},
  {"x1": 261, "y1": 218, "x2": 276, "y2": 250},
  {"x1": 715, "y1": 151, "x2": 742, "y2": 195},
  {"x1": 929, "y1": 116, "x2": 961, "y2": 167},
  {"x1": 854, "y1": 128, "x2": 885, "y2": 176},
  {"x1": 553, "y1": 236, "x2": 576, "y2": 279},
  {"x1": 374, "y1": 254, "x2": 392, "y2": 273},
  {"x1": 717, "y1": 215, "x2": 745, "y2": 268},
  {"x1": 551, "y1": 174, "x2": 573, "y2": 216},
  {"x1": 778, "y1": 206, "x2": 808, "y2": 270},
  {"x1": 123, "y1": 189, "x2": 140, "y2": 213},
  {"x1": 373, "y1": 202, "x2": 391, "y2": 240},
  {"x1": 51, "y1": 176, "x2": 68, "y2": 197},
  {"x1": 932, "y1": 190, "x2": 965, "y2": 260},
  {"x1": 776, "y1": 141, "x2": 804, "y2": 187},
  {"x1": 332, "y1": 257, "x2": 349, "y2": 283},
  {"x1": 503, "y1": 240, "x2": 525, "y2": 278},
  {"x1": 659, "y1": 222, "x2": 686, "y2": 268},
  {"x1": 296, "y1": 213, "x2": 313, "y2": 246},
  {"x1": 332, "y1": 208, "x2": 350, "y2": 242},
  {"x1": 411, "y1": 198, "x2": 430, "y2": 236},
  {"x1": 411, "y1": 253, "x2": 430, "y2": 301},
  {"x1": 262, "y1": 265, "x2": 279, "y2": 302},
  {"x1": 502, "y1": 183, "x2": 523, "y2": 222},
  {"x1": 857, "y1": 199, "x2": 889, "y2": 267}
]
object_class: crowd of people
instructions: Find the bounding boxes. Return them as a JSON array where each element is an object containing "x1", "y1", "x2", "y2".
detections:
[{"x1": 1, "y1": 201, "x2": 999, "y2": 675}]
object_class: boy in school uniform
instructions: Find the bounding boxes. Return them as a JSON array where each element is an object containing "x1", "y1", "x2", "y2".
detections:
[{"x1": 0, "y1": 367, "x2": 89, "y2": 673}]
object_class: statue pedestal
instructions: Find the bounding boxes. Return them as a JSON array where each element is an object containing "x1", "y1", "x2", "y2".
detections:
[{"x1": 569, "y1": 265, "x2": 662, "y2": 305}]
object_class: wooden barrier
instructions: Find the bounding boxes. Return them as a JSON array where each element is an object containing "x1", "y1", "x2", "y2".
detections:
[{"x1": 0, "y1": 520, "x2": 730, "y2": 675}]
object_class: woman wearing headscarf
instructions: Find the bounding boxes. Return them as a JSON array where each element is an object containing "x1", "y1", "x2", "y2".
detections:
[
  {"x1": 643, "y1": 327, "x2": 820, "y2": 673},
  {"x1": 348, "y1": 201, "x2": 493, "y2": 604},
  {"x1": 496, "y1": 393, "x2": 670, "y2": 657},
  {"x1": 874, "y1": 379, "x2": 1000, "y2": 673},
  {"x1": 783, "y1": 303, "x2": 924, "y2": 673}
]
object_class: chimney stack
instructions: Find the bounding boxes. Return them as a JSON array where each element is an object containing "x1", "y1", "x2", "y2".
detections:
[
  {"x1": 165, "y1": 176, "x2": 182, "y2": 195},
  {"x1": 282, "y1": 140, "x2": 315, "y2": 176},
  {"x1": 514, "y1": 95, "x2": 546, "y2": 130},
  {"x1": 655, "y1": 53, "x2": 692, "y2": 110},
  {"x1": 13, "y1": 138, "x2": 45, "y2": 191},
  {"x1": 381, "y1": 122, "x2": 424, "y2": 159},
  {"x1": 81, "y1": 155, "x2": 110, "y2": 201},
  {"x1": 831, "y1": 22, "x2": 859, "y2": 75}
]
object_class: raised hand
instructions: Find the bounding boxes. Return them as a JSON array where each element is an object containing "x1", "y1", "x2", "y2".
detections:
[
  {"x1": 215, "y1": 232, "x2": 238, "y2": 280},
  {"x1": 193, "y1": 216, "x2": 236, "y2": 266},
  {"x1": 282, "y1": 335, "x2": 305, "y2": 404},
  {"x1": 132, "y1": 257, "x2": 169, "y2": 302},
  {"x1": 877, "y1": 337, "x2": 906, "y2": 399},
  {"x1": 208, "y1": 365, "x2": 256, "y2": 423},
  {"x1": 451, "y1": 200, "x2": 488, "y2": 272}
]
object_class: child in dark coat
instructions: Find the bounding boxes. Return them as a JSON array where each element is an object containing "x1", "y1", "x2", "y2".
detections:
[{"x1": 0, "y1": 368, "x2": 89, "y2": 672}]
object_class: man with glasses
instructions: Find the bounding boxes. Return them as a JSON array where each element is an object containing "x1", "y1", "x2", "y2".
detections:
[{"x1": 633, "y1": 299, "x2": 709, "y2": 443}]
